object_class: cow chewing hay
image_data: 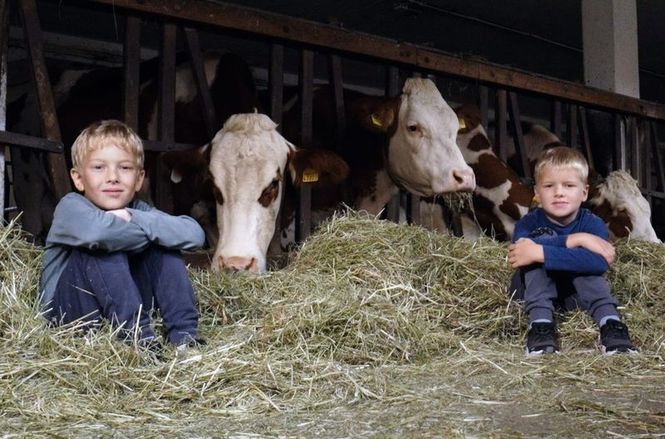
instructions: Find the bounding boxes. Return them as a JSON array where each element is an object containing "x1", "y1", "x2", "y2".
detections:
[{"x1": 1, "y1": 214, "x2": 664, "y2": 437}]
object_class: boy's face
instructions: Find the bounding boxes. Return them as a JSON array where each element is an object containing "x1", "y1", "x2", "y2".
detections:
[
  {"x1": 535, "y1": 165, "x2": 588, "y2": 226},
  {"x1": 70, "y1": 144, "x2": 145, "y2": 211}
]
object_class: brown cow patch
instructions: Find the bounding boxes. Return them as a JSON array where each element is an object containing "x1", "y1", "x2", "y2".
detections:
[
  {"x1": 472, "y1": 154, "x2": 517, "y2": 188},
  {"x1": 589, "y1": 199, "x2": 632, "y2": 238},
  {"x1": 472, "y1": 193, "x2": 508, "y2": 241},
  {"x1": 258, "y1": 169, "x2": 282, "y2": 208},
  {"x1": 467, "y1": 133, "x2": 492, "y2": 152}
]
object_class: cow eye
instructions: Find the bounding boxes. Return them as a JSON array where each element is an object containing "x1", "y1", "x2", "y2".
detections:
[
  {"x1": 407, "y1": 124, "x2": 418, "y2": 132},
  {"x1": 258, "y1": 178, "x2": 280, "y2": 207}
]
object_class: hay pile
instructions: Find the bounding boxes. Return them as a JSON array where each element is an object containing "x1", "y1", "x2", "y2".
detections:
[{"x1": 1, "y1": 213, "x2": 664, "y2": 437}]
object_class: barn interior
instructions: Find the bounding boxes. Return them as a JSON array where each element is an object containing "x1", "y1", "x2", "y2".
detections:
[{"x1": 2, "y1": 0, "x2": 665, "y2": 241}]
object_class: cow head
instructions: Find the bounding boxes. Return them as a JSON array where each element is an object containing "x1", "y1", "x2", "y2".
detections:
[
  {"x1": 350, "y1": 78, "x2": 475, "y2": 196},
  {"x1": 208, "y1": 113, "x2": 349, "y2": 273}
]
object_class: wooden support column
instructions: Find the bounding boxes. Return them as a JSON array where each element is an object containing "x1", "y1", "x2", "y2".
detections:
[
  {"x1": 184, "y1": 27, "x2": 217, "y2": 138},
  {"x1": 567, "y1": 104, "x2": 578, "y2": 149},
  {"x1": 494, "y1": 89, "x2": 508, "y2": 162},
  {"x1": 507, "y1": 91, "x2": 531, "y2": 181},
  {"x1": 0, "y1": 0, "x2": 7, "y2": 221},
  {"x1": 269, "y1": 44, "x2": 284, "y2": 130},
  {"x1": 154, "y1": 21, "x2": 176, "y2": 212},
  {"x1": 614, "y1": 114, "x2": 627, "y2": 171},
  {"x1": 578, "y1": 107, "x2": 594, "y2": 170},
  {"x1": 478, "y1": 85, "x2": 489, "y2": 130},
  {"x1": 18, "y1": 0, "x2": 70, "y2": 198},
  {"x1": 123, "y1": 15, "x2": 141, "y2": 131},
  {"x1": 650, "y1": 122, "x2": 665, "y2": 193},
  {"x1": 551, "y1": 101, "x2": 563, "y2": 140},
  {"x1": 385, "y1": 66, "x2": 401, "y2": 223},
  {"x1": 296, "y1": 48, "x2": 313, "y2": 242},
  {"x1": 328, "y1": 54, "x2": 346, "y2": 147}
]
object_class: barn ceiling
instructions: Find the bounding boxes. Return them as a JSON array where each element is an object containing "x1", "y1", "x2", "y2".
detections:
[{"x1": 8, "y1": 0, "x2": 665, "y2": 105}]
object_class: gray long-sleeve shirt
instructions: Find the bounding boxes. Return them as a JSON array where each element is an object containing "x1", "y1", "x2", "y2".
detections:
[{"x1": 39, "y1": 192, "x2": 205, "y2": 310}]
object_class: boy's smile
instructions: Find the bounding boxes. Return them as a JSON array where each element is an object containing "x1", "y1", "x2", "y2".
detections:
[
  {"x1": 535, "y1": 166, "x2": 588, "y2": 226},
  {"x1": 70, "y1": 145, "x2": 145, "y2": 211}
]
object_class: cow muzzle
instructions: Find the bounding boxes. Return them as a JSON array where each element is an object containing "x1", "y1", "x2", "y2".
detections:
[
  {"x1": 219, "y1": 256, "x2": 259, "y2": 273},
  {"x1": 451, "y1": 168, "x2": 476, "y2": 192}
]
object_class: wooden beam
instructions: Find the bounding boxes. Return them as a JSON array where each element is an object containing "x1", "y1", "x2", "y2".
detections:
[
  {"x1": 184, "y1": 27, "x2": 218, "y2": 138},
  {"x1": 385, "y1": 66, "x2": 401, "y2": 223},
  {"x1": 0, "y1": 0, "x2": 7, "y2": 218},
  {"x1": 269, "y1": 44, "x2": 284, "y2": 129},
  {"x1": 0, "y1": 131, "x2": 63, "y2": 152},
  {"x1": 122, "y1": 15, "x2": 141, "y2": 131},
  {"x1": 88, "y1": 0, "x2": 665, "y2": 121},
  {"x1": 18, "y1": 0, "x2": 70, "y2": 198},
  {"x1": 297, "y1": 48, "x2": 313, "y2": 242}
]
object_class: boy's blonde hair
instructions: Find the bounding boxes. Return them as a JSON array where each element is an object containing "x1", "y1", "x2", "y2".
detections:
[
  {"x1": 71, "y1": 119, "x2": 144, "y2": 169},
  {"x1": 534, "y1": 146, "x2": 588, "y2": 184}
]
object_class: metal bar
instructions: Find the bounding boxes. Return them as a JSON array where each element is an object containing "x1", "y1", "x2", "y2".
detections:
[
  {"x1": 155, "y1": 21, "x2": 176, "y2": 212},
  {"x1": 551, "y1": 100, "x2": 562, "y2": 139},
  {"x1": 269, "y1": 44, "x2": 284, "y2": 130},
  {"x1": 507, "y1": 91, "x2": 531, "y2": 180},
  {"x1": 0, "y1": 131, "x2": 63, "y2": 152},
  {"x1": 89, "y1": 0, "x2": 665, "y2": 121},
  {"x1": 0, "y1": 0, "x2": 7, "y2": 218},
  {"x1": 122, "y1": 15, "x2": 141, "y2": 131},
  {"x1": 385, "y1": 66, "x2": 401, "y2": 223},
  {"x1": 184, "y1": 26, "x2": 218, "y2": 138},
  {"x1": 651, "y1": 122, "x2": 665, "y2": 193},
  {"x1": 18, "y1": 0, "x2": 70, "y2": 198},
  {"x1": 495, "y1": 89, "x2": 508, "y2": 162},
  {"x1": 297, "y1": 48, "x2": 313, "y2": 242},
  {"x1": 567, "y1": 104, "x2": 578, "y2": 149},
  {"x1": 578, "y1": 106, "x2": 594, "y2": 170}
]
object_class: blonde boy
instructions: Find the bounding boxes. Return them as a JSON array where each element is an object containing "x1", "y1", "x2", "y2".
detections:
[
  {"x1": 40, "y1": 120, "x2": 205, "y2": 351},
  {"x1": 508, "y1": 146, "x2": 636, "y2": 356}
]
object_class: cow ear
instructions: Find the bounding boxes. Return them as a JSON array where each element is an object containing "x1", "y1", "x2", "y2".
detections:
[
  {"x1": 287, "y1": 148, "x2": 350, "y2": 188},
  {"x1": 162, "y1": 143, "x2": 211, "y2": 183},
  {"x1": 454, "y1": 104, "x2": 483, "y2": 134},
  {"x1": 348, "y1": 96, "x2": 398, "y2": 133}
]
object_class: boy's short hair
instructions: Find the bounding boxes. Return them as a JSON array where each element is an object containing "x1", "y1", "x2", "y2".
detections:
[
  {"x1": 71, "y1": 119, "x2": 144, "y2": 169},
  {"x1": 534, "y1": 146, "x2": 589, "y2": 184}
]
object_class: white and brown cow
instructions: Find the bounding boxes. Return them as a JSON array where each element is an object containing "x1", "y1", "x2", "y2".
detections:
[
  {"x1": 204, "y1": 113, "x2": 348, "y2": 272},
  {"x1": 269, "y1": 78, "x2": 476, "y2": 252},
  {"x1": 422, "y1": 104, "x2": 661, "y2": 243}
]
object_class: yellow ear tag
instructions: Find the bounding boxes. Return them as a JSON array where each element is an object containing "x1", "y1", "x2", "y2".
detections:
[
  {"x1": 370, "y1": 113, "x2": 383, "y2": 128},
  {"x1": 458, "y1": 117, "x2": 466, "y2": 130},
  {"x1": 302, "y1": 168, "x2": 319, "y2": 183}
]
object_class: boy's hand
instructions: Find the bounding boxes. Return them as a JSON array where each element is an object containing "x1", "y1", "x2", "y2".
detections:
[
  {"x1": 566, "y1": 232, "x2": 615, "y2": 264},
  {"x1": 108, "y1": 209, "x2": 132, "y2": 222},
  {"x1": 507, "y1": 238, "x2": 544, "y2": 268}
]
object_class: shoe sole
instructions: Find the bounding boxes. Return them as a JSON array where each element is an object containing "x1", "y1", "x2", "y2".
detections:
[{"x1": 525, "y1": 346, "x2": 560, "y2": 357}]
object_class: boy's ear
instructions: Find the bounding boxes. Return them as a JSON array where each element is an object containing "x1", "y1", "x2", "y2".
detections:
[
  {"x1": 583, "y1": 184, "x2": 589, "y2": 201},
  {"x1": 70, "y1": 168, "x2": 85, "y2": 192},
  {"x1": 135, "y1": 168, "x2": 146, "y2": 192}
]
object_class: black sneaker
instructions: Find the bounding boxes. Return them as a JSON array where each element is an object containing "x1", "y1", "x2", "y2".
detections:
[
  {"x1": 526, "y1": 322, "x2": 559, "y2": 356},
  {"x1": 600, "y1": 320, "x2": 638, "y2": 355}
]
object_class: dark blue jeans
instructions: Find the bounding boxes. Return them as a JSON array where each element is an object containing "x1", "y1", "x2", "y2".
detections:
[
  {"x1": 49, "y1": 245, "x2": 199, "y2": 345},
  {"x1": 509, "y1": 266, "x2": 619, "y2": 326}
]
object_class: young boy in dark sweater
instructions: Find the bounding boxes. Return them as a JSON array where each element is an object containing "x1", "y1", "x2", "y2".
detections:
[{"x1": 508, "y1": 146, "x2": 636, "y2": 356}]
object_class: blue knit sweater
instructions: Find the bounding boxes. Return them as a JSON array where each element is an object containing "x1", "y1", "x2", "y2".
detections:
[{"x1": 512, "y1": 207, "x2": 610, "y2": 274}]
